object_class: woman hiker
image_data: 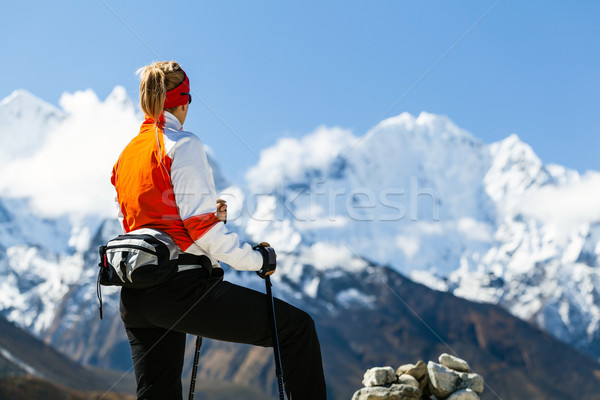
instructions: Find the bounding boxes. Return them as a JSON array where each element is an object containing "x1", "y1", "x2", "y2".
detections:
[{"x1": 112, "y1": 60, "x2": 327, "y2": 399}]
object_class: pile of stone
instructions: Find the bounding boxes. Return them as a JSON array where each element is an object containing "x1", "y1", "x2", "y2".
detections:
[{"x1": 351, "y1": 353, "x2": 484, "y2": 400}]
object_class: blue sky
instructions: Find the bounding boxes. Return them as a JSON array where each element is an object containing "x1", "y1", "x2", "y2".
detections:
[{"x1": 1, "y1": 1, "x2": 598, "y2": 184}]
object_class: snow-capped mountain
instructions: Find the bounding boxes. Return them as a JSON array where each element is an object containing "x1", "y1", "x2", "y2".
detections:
[
  {"x1": 235, "y1": 111, "x2": 600, "y2": 358},
  {"x1": 0, "y1": 90, "x2": 65, "y2": 163},
  {"x1": 0, "y1": 88, "x2": 599, "y2": 387}
]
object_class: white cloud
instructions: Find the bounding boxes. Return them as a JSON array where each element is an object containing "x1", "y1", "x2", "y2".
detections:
[
  {"x1": 0, "y1": 87, "x2": 141, "y2": 218},
  {"x1": 395, "y1": 234, "x2": 420, "y2": 259},
  {"x1": 457, "y1": 217, "x2": 494, "y2": 242},
  {"x1": 517, "y1": 171, "x2": 600, "y2": 228},
  {"x1": 303, "y1": 242, "x2": 366, "y2": 272},
  {"x1": 245, "y1": 125, "x2": 357, "y2": 190}
]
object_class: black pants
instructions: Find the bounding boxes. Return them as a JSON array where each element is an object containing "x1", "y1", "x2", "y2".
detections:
[{"x1": 120, "y1": 268, "x2": 327, "y2": 399}]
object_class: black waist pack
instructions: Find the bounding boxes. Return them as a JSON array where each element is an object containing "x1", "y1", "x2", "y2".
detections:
[
  {"x1": 98, "y1": 229, "x2": 179, "y2": 288},
  {"x1": 96, "y1": 228, "x2": 210, "y2": 319}
]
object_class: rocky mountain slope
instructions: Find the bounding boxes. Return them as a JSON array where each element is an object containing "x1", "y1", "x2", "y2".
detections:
[
  {"x1": 0, "y1": 313, "x2": 134, "y2": 399},
  {"x1": 237, "y1": 110, "x2": 600, "y2": 360}
]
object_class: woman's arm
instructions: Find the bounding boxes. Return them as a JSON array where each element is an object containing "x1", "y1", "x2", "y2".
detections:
[{"x1": 168, "y1": 132, "x2": 264, "y2": 270}]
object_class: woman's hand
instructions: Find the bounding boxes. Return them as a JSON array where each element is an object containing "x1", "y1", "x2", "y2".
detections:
[
  {"x1": 253, "y1": 242, "x2": 276, "y2": 278},
  {"x1": 216, "y1": 199, "x2": 227, "y2": 223}
]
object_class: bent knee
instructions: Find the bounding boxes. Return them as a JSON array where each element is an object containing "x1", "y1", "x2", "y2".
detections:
[{"x1": 291, "y1": 308, "x2": 316, "y2": 334}]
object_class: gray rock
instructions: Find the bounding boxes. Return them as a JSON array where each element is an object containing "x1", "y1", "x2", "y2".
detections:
[
  {"x1": 439, "y1": 353, "x2": 471, "y2": 373},
  {"x1": 397, "y1": 360, "x2": 427, "y2": 380},
  {"x1": 351, "y1": 384, "x2": 422, "y2": 400},
  {"x1": 428, "y1": 361, "x2": 485, "y2": 398},
  {"x1": 427, "y1": 361, "x2": 461, "y2": 399},
  {"x1": 397, "y1": 374, "x2": 419, "y2": 388},
  {"x1": 420, "y1": 373, "x2": 433, "y2": 399},
  {"x1": 458, "y1": 372, "x2": 484, "y2": 394},
  {"x1": 362, "y1": 366, "x2": 397, "y2": 387},
  {"x1": 389, "y1": 384, "x2": 422, "y2": 400},
  {"x1": 396, "y1": 363, "x2": 416, "y2": 376},
  {"x1": 446, "y1": 388, "x2": 480, "y2": 400}
]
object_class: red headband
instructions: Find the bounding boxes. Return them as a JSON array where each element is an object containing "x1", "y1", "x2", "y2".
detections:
[{"x1": 164, "y1": 71, "x2": 191, "y2": 108}]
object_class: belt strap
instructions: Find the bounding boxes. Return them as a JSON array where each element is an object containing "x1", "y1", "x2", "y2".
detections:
[{"x1": 178, "y1": 253, "x2": 210, "y2": 266}]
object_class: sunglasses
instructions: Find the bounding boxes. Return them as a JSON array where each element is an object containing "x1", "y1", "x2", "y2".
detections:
[{"x1": 181, "y1": 92, "x2": 192, "y2": 104}]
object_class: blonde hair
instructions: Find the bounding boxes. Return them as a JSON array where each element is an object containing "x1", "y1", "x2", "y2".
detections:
[{"x1": 136, "y1": 61, "x2": 186, "y2": 122}]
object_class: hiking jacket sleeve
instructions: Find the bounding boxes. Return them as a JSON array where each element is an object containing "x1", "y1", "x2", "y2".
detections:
[{"x1": 169, "y1": 132, "x2": 263, "y2": 271}]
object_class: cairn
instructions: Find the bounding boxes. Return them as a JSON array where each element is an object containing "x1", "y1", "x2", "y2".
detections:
[{"x1": 352, "y1": 353, "x2": 484, "y2": 400}]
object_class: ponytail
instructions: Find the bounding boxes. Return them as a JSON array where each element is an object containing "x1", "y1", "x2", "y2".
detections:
[{"x1": 136, "y1": 61, "x2": 186, "y2": 124}]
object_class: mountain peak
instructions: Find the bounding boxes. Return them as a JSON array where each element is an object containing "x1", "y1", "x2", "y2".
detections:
[
  {"x1": 1, "y1": 89, "x2": 39, "y2": 105},
  {"x1": 484, "y1": 133, "x2": 551, "y2": 206},
  {"x1": 494, "y1": 133, "x2": 536, "y2": 157},
  {"x1": 373, "y1": 111, "x2": 477, "y2": 143},
  {"x1": 0, "y1": 89, "x2": 65, "y2": 161},
  {"x1": 415, "y1": 111, "x2": 475, "y2": 140},
  {"x1": 0, "y1": 89, "x2": 63, "y2": 116}
]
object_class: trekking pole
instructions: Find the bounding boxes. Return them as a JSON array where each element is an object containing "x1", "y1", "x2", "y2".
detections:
[
  {"x1": 188, "y1": 335, "x2": 202, "y2": 400},
  {"x1": 265, "y1": 275, "x2": 286, "y2": 400}
]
